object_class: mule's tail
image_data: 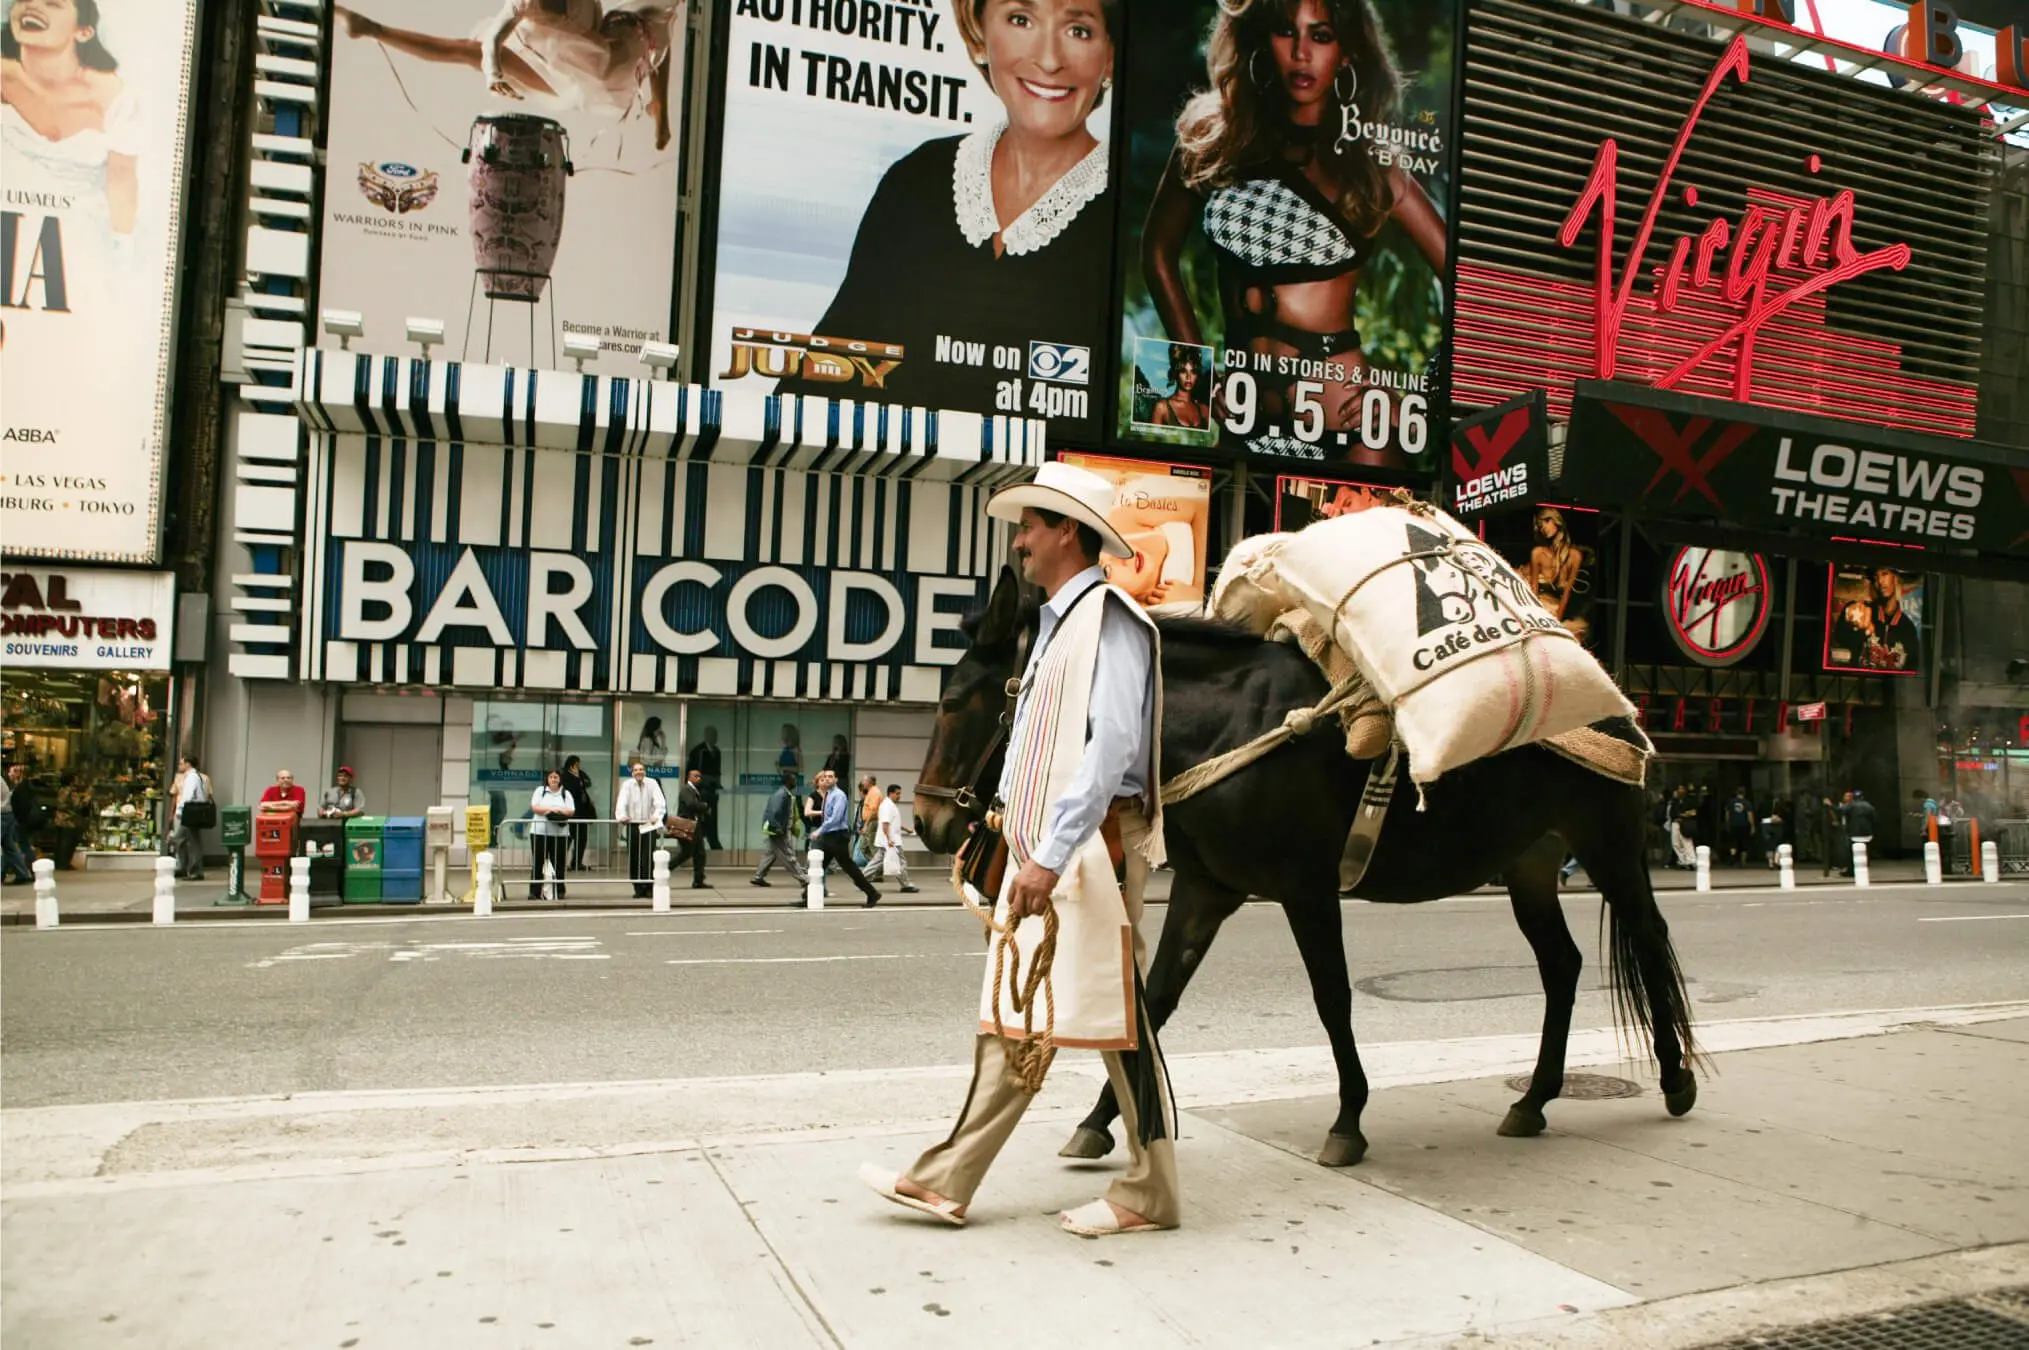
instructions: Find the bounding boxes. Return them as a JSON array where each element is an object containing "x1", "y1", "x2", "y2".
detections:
[{"x1": 1603, "y1": 882, "x2": 1706, "y2": 1076}]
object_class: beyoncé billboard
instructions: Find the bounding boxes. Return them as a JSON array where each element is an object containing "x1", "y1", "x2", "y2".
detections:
[{"x1": 1109, "y1": 0, "x2": 1460, "y2": 472}]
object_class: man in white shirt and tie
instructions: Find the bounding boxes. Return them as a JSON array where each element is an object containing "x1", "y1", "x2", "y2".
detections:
[{"x1": 613, "y1": 761, "x2": 668, "y2": 899}]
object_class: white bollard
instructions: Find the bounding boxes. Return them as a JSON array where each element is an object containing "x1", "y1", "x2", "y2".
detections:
[
  {"x1": 152, "y1": 856, "x2": 177, "y2": 925},
  {"x1": 289, "y1": 855, "x2": 311, "y2": 923},
  {"x1": 474, "y1": 850, "x2": 495, "y2": 918},
  {"x1": 33, "y1": 857, "x2": 58, "y2": 929},
  {"x1": 1777, "y1": 843, "x2": 1795, "y2": 891},
  {"x1": 1982, "y1": 840, "x2": 2000, "y2": 884},
  {"x1": 1694, "y1": 844, "x2": 1711, "y2": 893},
  {"x1": 1924, "y1": 840, "x2": 1943, "y2": 886},
  {"x1": 651, "y1": 848, "x2": 671, "y2": 914},
  {"x1": 806, "y1": 847, "x2": 826, "y2": 911},
  {"x1": 1852, "y1": 839, "x2": 1870, "y2": 887}
]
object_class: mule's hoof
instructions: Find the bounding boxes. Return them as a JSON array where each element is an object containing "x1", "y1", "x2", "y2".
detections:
[
  {"x1": 1059, "y1": 1127, "x2": 1116, "y2": 1160},
  {"x1": 1664, "y1": 1073, "x2": 1698, "y2": 1118},
  {"x1": 1316, "y1": 1131, "x2": 1368, "y2": 1168},
  {"x1": 1497, "y1": 1103, "x2": 1547, "y2": 1138}
]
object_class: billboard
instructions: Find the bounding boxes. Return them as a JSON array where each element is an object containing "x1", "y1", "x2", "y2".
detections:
[
  {"x1": 1274, "y1": 475, "x2": 1398, "y2": 531},
  {"x1": 1111, "y1": 0, "x2": 1458, "y2": 470},
  {"x1": 1058, "y1": 454, "x2": 1213, "y2": 609},
  {"x1": 319, "y1": 1, "x2": 685, "y2": 373},
  {"x1": 0, "y1": 567, "x2": 175, "y2": 670},
  {"x1": 706, "y1": 0, "x2": 1116, "y2": 441},
  {"x1": 1, "y1": 0, "x2": 199, "y2": 562},
  {"x1": 1824, "y1": 563, "x2": 1924, "y2": 676}
]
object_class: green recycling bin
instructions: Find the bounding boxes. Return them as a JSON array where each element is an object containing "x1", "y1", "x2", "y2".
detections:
[{"x1": 343, "y1": 815, "x2": 387, "y2": 902}]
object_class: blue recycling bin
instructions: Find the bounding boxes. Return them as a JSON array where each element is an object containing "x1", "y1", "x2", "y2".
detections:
[{"x1": 380, "y1": 816, "x2": 425, "y2": 903}]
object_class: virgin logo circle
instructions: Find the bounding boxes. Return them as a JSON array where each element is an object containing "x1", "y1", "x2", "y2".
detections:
[{"x1": 1663, "y1": 546, "x2": 1770, "y2": 667}]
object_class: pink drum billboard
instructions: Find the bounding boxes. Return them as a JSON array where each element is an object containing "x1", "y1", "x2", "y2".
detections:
[{"x1": 319, "y1": 1, "x2": 686, "y2": 373}]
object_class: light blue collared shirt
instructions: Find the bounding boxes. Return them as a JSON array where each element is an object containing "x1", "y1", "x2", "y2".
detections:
[
  {"x1": 819, "y1": 785, "x2": 853, "y2": 836},
  {"x1": 1000, "y1": 566, "x2": 1154, "y2": 874}
]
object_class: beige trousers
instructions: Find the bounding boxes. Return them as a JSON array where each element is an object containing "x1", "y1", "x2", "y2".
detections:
[{"x1": 904, "y1": 809, "x2": 1179, "y2": 1227}]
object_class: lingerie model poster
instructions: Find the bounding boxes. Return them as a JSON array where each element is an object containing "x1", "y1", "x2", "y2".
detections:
[
  {"x1": 1113, "y1": 0, "x2": 1457, "y2": 472},
  {"x1": 1058, "y1": 453, "x2": 1212, "y2": 609},
  {"x1": 707, "y1": 0, "x2": 1117, "y2": 443},
  {"x1": 1, "y1": 0, "x2": 199, "y2": 562},
  {"x1": 320, "y1": 0, "x2": 686, "y2": 375}
]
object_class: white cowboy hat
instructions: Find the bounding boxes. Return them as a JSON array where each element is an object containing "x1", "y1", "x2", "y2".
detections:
[{"x1": 985, "y1": 461, "x2": 1131, "y2": 559}]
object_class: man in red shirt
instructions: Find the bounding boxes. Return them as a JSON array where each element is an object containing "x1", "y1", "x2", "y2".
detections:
[{"x1": 259, "y1": 768, "x2": 307, "y2": 817}]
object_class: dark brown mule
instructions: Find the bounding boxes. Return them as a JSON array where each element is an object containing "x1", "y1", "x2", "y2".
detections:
[{"x1": 915, "y1": 569, "x2": 1700, "y2": 1168}]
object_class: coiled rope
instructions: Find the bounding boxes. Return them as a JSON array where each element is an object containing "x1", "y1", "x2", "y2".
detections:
[{"x1": 953, "y1": 848, "x2": 1059, "y2": 1095}]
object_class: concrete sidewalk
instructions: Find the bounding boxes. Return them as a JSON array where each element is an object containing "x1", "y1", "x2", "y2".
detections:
[
  {"x1": 5, "y1": 1006, "x2": 2025, "y2": 1348},
  {"x1": 0, "y1": 857, "x2": 1977, "y2": 924}
]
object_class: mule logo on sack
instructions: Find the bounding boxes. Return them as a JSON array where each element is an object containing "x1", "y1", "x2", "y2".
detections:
[{"x1": 1406, "y1": 522, "x2": 1481, "y2": 636}]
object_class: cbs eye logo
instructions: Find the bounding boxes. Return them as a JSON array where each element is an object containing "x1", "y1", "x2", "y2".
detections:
[{"x1": 1027, "y1": 341, "x2": 1091, "y2": 386}]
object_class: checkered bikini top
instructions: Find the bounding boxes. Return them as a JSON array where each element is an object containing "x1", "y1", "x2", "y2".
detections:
[{"x1": 1203, "y1": 172, "x2": 1366, "y2": 281}]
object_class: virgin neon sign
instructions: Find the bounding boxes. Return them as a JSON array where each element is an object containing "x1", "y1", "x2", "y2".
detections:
[{"x1": 1557, "y1": 36, "x2": 1914, "y2": 405}]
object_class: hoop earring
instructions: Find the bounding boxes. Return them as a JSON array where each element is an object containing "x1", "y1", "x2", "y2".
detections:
[
  {"x1": 1249, "y1": 49, "x2": 1270, "y2": 88},
  {"x1": 1334, "y1": 65, "x2": 1358, "y2": 106}
]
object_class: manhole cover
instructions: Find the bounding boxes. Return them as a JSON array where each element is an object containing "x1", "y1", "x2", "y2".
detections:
[
  {"x1": 1692, "y1": 1293, "x2": 2029, "y2": 1348},
  {"x1": 1502, "y1": 1072, "x2": 1641, "y2": 1100}
]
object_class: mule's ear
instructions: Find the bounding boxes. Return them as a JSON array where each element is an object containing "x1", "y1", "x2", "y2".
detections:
[{"x1": 977, "y1": 566, "x2": 1024, "y2": 647}]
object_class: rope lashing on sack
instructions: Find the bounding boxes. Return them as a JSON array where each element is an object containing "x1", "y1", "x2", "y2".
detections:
[
  {"x1": 1158, "y1": 672, "x2": 1367, "y2": 807},
  {"x1": 951, "y1": 852, "x2": 1059, "y2": 1096}
]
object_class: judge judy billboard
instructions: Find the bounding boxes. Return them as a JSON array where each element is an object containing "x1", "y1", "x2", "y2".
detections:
[
  {"x1": 1111, "y1": 0, "x2": 1456, "y2": 472},
  {"x1": 706, "y1": 0, "x2": 1117, "y2": 442},
  {"x1": 1, "y1": 0, "x2": 199, "y2": 563},
  {"x1": 318, "y1": 1, "x2": 685, "y2": 374}
]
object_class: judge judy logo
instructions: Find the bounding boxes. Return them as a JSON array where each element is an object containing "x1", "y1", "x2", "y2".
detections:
[{"x1": 718, "y1": 329, "x2": 902, "y2": 387}]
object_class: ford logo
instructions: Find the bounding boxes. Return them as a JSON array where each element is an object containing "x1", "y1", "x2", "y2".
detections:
[{"x1": 374, "y1": 161, "x2": 421, "y2": 179}]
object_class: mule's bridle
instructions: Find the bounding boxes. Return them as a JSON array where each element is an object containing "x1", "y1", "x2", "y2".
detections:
[{"x1": 914, "y1": 627, "x2": 1034, "y2": 825}]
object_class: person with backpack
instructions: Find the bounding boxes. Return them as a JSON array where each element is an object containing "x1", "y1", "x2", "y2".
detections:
[{"x1": 750, "y1": 770, "x2": 807, "y2": 888}]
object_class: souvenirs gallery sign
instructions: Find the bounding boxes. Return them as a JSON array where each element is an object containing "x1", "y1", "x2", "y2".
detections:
[{"x1": 1565, "y1": 383, "x2": 2029, "y2": 557}]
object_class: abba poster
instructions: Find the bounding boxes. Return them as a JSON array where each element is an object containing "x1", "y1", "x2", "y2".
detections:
[
  {"x1": 318, "y1": 1, "x2": 685, "y2": 375},
  {"x1": 1059, "y1": 454, "x2": 1212, "y2": 609},
  {"x1": 1112, "y1": 0, "x2": 1458, "y2": 471},
  {"x1": 708, "y1": 0, "x2": 1115, "y2": 441},
  {"x1": 1, "y1": 0, "x2": 198, "y2": 562}
]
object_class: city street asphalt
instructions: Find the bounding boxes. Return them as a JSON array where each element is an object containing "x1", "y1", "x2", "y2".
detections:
[{"x1": 4, "y1": 880, "x2": 2027, "y2": 1347}]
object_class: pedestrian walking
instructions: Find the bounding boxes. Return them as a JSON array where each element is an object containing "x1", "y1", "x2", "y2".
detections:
[
  {"x1": 1724, "y1": 788, "x2": 1754, "y2": 866},
  {"x1": 686, "y1": 727, "x2": 725, "y2": 851},
  {"x1": 1667, "y1": 786, "x2": 1697, "y2": 868},
  {"x1": 750, "y1": 770, "x2": 807, "y2": 887},
  {"x1": 864, "y1": 783, "x2": 921, "y2": 893},
  {"x1": 807, "y1": 769, "x2": 880, "y2": 907},
  {"x1": 561, "y1": 756, "x2": 598, "y2": 870},
  {"x1": 858, "y1": 460, "x2": 1179, "y2": 1237},
  {"x1": 528, "y1": 770, "x2": 575, "y2": 899},
  {"x1": 853, "y1": 773, "x2": 880, "y2": 867},
  {"x1": 613, "y1": 761, "x2": 667, "y2": 898},
  {"x1": 0, "y1": 764, "x2": 35, "y2": 885},
  {"x1": 319, "y1": 767, "x2": 367, "y2": 819},
  {"x1": 1821, "y1": 793, "x2": 1848, "y2": 875},
  {"x1": 668, "y1": 767, "x2": 709, "y2": 889},
  {"x1": 6, "y1": 764, "x2": 46, "y2": 873},
  {"x1": 168, "y1": 756, "x2": 215, "y2": 881}
]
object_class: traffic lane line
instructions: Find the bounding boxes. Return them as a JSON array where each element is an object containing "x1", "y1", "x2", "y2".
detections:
[
  {"x1": 1918, "y1": 913, "x2": 2029, "y2": 922},
  {"x1": 664, "y1": 953, "x2": 978, "y2": 966}
]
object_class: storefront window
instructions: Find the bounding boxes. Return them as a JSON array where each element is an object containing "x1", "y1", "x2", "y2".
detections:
[
  {"x1": 2, "y1": 670, "x2": 171, "y2": 862},
  {"x1": 466, "y1": 700, "x2": 613, "y2": 853},
  {"x1": 671, "y1": 702, "x2": 855, "y2": 859}
]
